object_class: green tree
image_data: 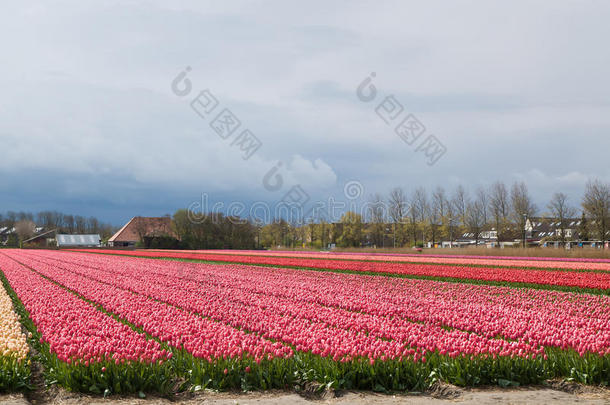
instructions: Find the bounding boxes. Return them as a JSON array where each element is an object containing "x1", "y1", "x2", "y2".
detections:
[{"x1": 338, "y1": 211, "x2": 363, "y2": 247}]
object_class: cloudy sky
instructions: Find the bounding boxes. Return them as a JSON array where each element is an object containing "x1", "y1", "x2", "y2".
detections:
[{"x1": 1, "y1": 1, "x2": 609, "y2": 224}]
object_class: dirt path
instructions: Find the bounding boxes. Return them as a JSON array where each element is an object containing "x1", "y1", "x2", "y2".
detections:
[{"x1": 1, "y1": 385, "x2": 609, "y2": 405}]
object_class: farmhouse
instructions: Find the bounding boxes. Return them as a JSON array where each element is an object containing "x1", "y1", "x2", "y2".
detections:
[{"x1": 108, "y1": 216, "x2": 178, "y2": 247}]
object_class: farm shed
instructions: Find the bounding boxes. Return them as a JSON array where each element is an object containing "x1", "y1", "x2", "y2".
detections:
[{"x1": 56, "y1": 234, "x2": 101, "y2": 248}]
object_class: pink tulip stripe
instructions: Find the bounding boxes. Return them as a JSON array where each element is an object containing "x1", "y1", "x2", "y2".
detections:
[
  {"x1": 179, "y1": 249, "x2": 610, "y2": 268},
  {"x1": 192, "y1": 249, "x2": 610, "y2": 272},
  {"x1": 72, "y1": 249, "x2": 610, "y2": 290}
]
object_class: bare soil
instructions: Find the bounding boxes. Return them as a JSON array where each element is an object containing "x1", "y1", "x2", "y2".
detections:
[{"x1": 1, "y1": 383, "x2": 609, "y2": 405}]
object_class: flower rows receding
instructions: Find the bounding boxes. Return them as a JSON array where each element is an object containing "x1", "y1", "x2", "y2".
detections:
[
  {"x1": 36, "y1": 250, "x2": 610, "y2": 357},
  {"x1": 1, "y1": 253, "x2": 290, "y2": 363},
  {"x1": 0, "y1": 253, "x2": 169, "y2": 366},
  {"x1": 72, "y1": 249, "x2": 610, "y2": 290},
  {"x1": 176, "y1": 249, "x2": 610, "y2": 272},
  {"x1": 167, "y1": 249, "x2": 610, "y2": 264},
  {"x1": 7, "y1": 251, "x2": 452, "y2": 362},
  {"x1": 11, "y1": 249, "x2": 545, "y2": 361},
  {"x1": 0, "y1": 279, "x2": 28, "y2": 361}
]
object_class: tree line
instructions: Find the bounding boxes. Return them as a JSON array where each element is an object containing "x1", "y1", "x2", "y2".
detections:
[
  {"x1": 5, "y1": 178, "x2": 609, "y2": 250},
  {"x1": 171, "y1": 179, "x2": 610, "y2": 249}
]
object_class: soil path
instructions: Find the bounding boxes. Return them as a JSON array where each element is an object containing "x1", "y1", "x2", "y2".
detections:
[{"x1": 1, "y1": 386, "x2": 609, "y2": 405}]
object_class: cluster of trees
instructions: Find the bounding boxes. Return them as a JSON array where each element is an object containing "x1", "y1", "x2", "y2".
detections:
[
  {"x1": 224, "y1": 179, "x2": 610, "y2": 249},
  {"x1": 0, "y1": 211, "x2": 115, "y2": 247},
  {"x1": 172, "y1": 209, "x2": 258, "y2": 249}
]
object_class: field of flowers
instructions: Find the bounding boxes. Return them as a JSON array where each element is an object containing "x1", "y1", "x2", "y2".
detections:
[
  {"x1": 150, "y1": 249, "x2": 610, "y2": 272},
  {"x1": 0, "y1": 248, "x2": 608, "y2": 395},
  {"x1": 72, "y1": 249, "x2": 610, "y2": 293}
]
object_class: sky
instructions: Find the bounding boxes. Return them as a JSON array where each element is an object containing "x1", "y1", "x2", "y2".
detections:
[{"x1": 1, "y1": 1, "x2": 609, "y2": 225}]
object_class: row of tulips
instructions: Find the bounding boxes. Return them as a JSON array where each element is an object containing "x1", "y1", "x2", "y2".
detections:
[
  {"x1": 19, "y1": 250, "x2": 610, "y2": 385},
  {"x1": 0, "y1": 252, "x2": 178, "y2": 394},
  {"x1": 29, "y1": 250, "x2": 610, "y2": 358},
  {"x1": 171, "y1": 249, "x2": 610, "y2": 272},
  {"x1": 0, "y1": 270, "x2": 30, "y2": 391},
  {"x1": 71, "y1": 249, "x2": 610, "y2": 291}
]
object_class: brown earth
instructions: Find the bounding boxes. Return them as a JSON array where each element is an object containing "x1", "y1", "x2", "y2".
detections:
[{"x1": 1, "y1": 382, "x2": 609, "y2": 405}]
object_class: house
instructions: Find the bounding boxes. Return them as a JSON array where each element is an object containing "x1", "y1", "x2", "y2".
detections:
[
  {"x1": 451, "y1": 230, "x2": 498, "y2": 247},
  {"x1": 525, "y1": 217, "x2": 582, "y2": 245},
  {"x1": 441, "y1": 217, "x2": 586, "y2": 248},
  {"x1": 56, "y1": 234, "x2": 101, "y2": 248},
  {"x1": 0, "y1": 226, "x2": 16, "y2": 246},
  {"x1": 108, "y1": 216, "x2": 177, "y2": 247}
]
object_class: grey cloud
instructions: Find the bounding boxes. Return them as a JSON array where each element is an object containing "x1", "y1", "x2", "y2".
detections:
[{"x1": 1, "y1": 1, "x2": 610, "y2": 222}]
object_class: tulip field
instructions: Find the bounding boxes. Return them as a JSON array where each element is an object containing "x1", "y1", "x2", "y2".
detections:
[
  {"x1": 0, "y1": 249, "x2": 609, "y2": 395},
  {"x1": 72, "y1": 249, "x2": 610, "y2": 293}
]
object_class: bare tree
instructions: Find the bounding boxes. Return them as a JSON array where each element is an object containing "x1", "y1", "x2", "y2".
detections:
[
  {"x1": 388, "y1": 188, "x2": 407, "y2": 223},
  {"x1": 64, "y1": 215, "x2": 75, "y2": 233},
  {"x1": 75, "y1": 216, "x2": 87, "y2": 233},
  {"x1": 408, "y1": 193, "x2": 419, "y2": 246},
  {"x1": 87, "y1": 217, "x2": 100, "y2": 234},
  {"x1": 15, "y1": 220, "x2": 36, "y2": 245},
  {"x1": 548, "y1": 192, "x2": 577, "y2": 243},
  {"x1": 466, "y1": 200, "x2": 485, "y2": 246},
  {"x1": 432, "y1": 186, "x2": 448, "y2": 217},
  {"x1": 6, "y1": 212, "x2": 17, "y2": 228},
  {"x1": 53, "y1": 211, "x2": 65, "y2": 230},
  {"x1": 431, "y1": 187, "x2": 448, "y2": 245},
  {"x1": 413, "y1": 187, "x2": 429, "y2": 245},
  {"x1": 475, "y1": 187, "x2": 489, "y2": 227},
  {"x1": 387, "y1": 187, "x2": 408, "y2": 247},
  {"x1": 489, "y1": 181, "x2": 509, "y2": 241},
  {"x1": 582, "y1": 179, "x2": 610, "y2": 243},
  {"x1": 451, "y1": 185, "x2": 469, "y2": 228},
  {"x1": 511, "y1": 181, "x2": 537, "y2": 247}
]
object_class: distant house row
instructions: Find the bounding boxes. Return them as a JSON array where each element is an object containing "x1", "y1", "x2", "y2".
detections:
[{"x1": 445, "y1": 217, "x2": 609, "y2": 249}]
